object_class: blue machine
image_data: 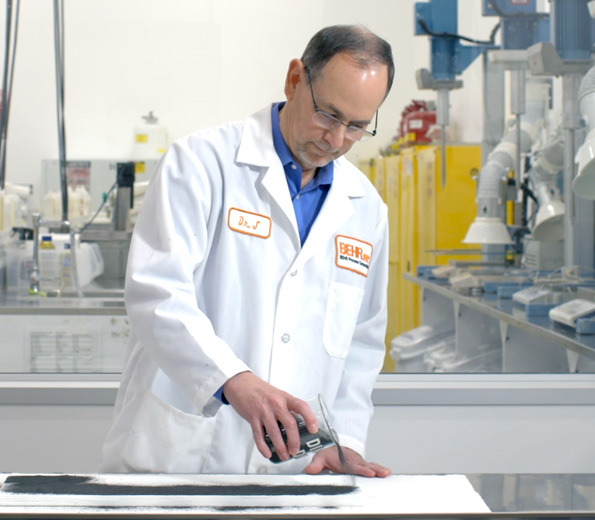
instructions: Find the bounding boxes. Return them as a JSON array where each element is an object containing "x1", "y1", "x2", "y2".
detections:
[
  {"x1": 550, "y1": 0, "x2": 595, "y2": 61},
  {"x1": 414, "y1": 0, "x2": 497, "y2": 187},
  {"x1": 415, "y1": 0, "x2": 493, "y2": 81},
  {"x1": 415, "y1": 0, "x2": 550, "y2": 84},
  {"x1": 482, "y1": 0, "x2": 549, "y2": 51}
]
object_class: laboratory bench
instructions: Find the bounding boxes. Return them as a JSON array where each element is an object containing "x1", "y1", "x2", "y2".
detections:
[
  {"x1": 405, "y1": 272, "x2": 595, "y2": 373},
  {"x1": 2, "y1": 472, "x2": 595, "y2": 518},
  {"x1": 0, "y1": 289, "x2": 125, "y2": 315},
  {"x1": 4, "y1": 276, "x2": 595, "y2": 410},
  {"x1": 0, "y1": 287, "x2": 127, "y2": 378}
]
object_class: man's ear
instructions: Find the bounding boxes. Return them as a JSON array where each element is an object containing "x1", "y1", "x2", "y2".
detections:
[{"x1": 284, "y1": 59, "x2": 305, "y2": 101}]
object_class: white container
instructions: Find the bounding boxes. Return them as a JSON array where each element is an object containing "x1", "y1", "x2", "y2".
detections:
[
  {"x1": 46, "y1": 232, "x2": 74, "y2": 251},
  {"x1": 434, "y1": 346, "x2": 501, "y2": 373},
  {"x1": 1, "y1": 191, "x2": 21, "y2": 231},
  {"x1": 60, "y1": 243, "x2": 75, "y2": 290},
  {"x1": 5, "y1": 239, "x2": 34, "y2": 295},
  {"x1": 43, "y1": 190, "x2": 62, "y2": 220},
  {"x1": 66, "y1": 185, "x2": 91, "y2": 225},
  {"x1": 79, "y1": 186, "x2": 91, "y2": 218},
  {"x1": 68, "y1": 186, "x2": 81, "y2": 223},
  {"x1": 424, "y1": 344, "x2": 457, "y2": 373},
  {"x1": 39, "y1": 235, "x2": 61, "y2": 292},
  {"x1": 133, "y1": 111, "x2": 168, "y2": 160},
  {"x1": 390, "y1": 325, "x2": 455, "y2": 373},
  {"x1": 41, "y1": 235, "x2": 104, "y2": 290},
  {"x1": 62, "y1": 241, "x2": 104, "y2": 288}
]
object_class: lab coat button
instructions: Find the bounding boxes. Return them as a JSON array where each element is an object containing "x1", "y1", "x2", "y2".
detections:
[
  {"x1": 257, "y1": 466, "x2": 268, "y2": 474},
  {"x1": 281, "y1": 334, "x2": 290, "y2": 343},
  {"x1": 290, "y1": 270, "x2": 298, "y2": 277}
]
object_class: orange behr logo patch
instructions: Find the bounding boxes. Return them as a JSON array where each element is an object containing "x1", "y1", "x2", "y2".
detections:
[{"x1": 335, "y1": 235, "x2": 373, "y2": 277}]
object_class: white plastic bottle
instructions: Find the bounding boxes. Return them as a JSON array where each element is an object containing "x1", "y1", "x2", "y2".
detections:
[
  {"x1": 5, "y1": 228, "x2": 33, "y2": 294},
  {"x1": 79, "y1": 186, "x2": 91, "y2": 219},
  {"x1": 39, "y1": 235, "x2": 61, "y2": 292},
  {"x1": 2, "y1": 192, "x2": 20, "y2": 230},
  {"x1": 43, "y1": 190, "x2": 61, "y2": 220},
  {"x1": 60, "y1": 242, "x2": 75, "y2": 290},
  {"x1": 132, "y1": 111, "x2": 168, "y2": 160}
]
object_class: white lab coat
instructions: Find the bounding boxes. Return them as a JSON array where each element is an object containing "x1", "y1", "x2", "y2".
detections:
[{"x1": 99, "y1": 104, "x2": 389, "y2": 475}]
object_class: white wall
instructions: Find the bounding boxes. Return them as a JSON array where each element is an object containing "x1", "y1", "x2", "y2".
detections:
[
  {"x1": 0, "y1": 0, "x2": 496, "y2": 200},
  {"x1": 368, "y1": 404, "x2": 595, "y2": 474}
]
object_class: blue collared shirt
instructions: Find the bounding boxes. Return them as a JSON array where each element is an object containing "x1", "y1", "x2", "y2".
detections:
[
  {"x1": 214, "y1": 386, "x2": 228, "y2": 404},
  {"x1": 271, "y1": 102, "x2": 333, "y2": 245}
]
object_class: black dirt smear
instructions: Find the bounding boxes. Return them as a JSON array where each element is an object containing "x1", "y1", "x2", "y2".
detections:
[{"x1": 2, "y1": 475, "x2": 358, "y2": 497}]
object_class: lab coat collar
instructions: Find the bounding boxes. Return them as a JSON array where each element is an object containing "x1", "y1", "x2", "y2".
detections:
[
  {"x1": 236, "y1": 105, "x2": 278, "y2": 169},
  {"x1": 237, "y1": 106, "x2": 368, "y2": 263},
  {"x1": 236, "y1": 104, "x2": 366, "y2": 199},
  {"x1": 237, "y1": 105, "x2": 300, "y2": 244}
]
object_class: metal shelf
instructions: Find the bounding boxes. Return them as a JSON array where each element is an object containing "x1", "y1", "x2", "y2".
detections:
[{"x1": 405, "y1": 273, "x2": 595, "y2": 363}]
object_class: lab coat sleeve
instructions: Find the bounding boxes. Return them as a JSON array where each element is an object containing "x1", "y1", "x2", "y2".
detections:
[
  {"x1": 125, "y1": 137, "x2": 250, "y2": 415},
  {"x1": 331, "y1": 202, "x2": 389, "y2": 457}
]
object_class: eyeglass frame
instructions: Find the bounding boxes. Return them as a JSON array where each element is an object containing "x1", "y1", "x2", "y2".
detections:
[{"x1": 303, "y1": 66, "x2": 378, "y2": 142}]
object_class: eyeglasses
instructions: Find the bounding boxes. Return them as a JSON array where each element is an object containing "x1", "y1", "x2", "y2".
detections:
[{"x1": 304, "y1": 66, "x2": 378, "y2": 142}]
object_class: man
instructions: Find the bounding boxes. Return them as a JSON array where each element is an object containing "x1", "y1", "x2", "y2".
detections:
[{"x1": 99, "y1": 24, "x2": 394, "y2": 477}]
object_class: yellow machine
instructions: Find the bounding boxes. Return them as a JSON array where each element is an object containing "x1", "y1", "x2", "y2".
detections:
[{"x1": 362, "y1": 144, "x2": 481, "y2": 371}]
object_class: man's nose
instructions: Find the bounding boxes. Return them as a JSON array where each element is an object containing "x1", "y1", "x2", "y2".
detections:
[{"x1": 323, "y1": 125, "x2": 348, "y2": 149}]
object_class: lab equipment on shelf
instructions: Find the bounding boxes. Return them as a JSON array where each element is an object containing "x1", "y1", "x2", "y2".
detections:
[{"x1": 405, "y1": 266, "x2": 595, "y2": 373}]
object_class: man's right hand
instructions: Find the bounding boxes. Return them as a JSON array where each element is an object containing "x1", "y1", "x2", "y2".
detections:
[{"x1": 223, "y1": 372, "x2": 318, "y2": 462}]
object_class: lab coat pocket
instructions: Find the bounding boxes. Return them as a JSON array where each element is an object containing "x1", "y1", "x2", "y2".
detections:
[
  {"x1": 121, "y1": 390, "x2": 216, "y2": 473},
  {"x1": 322, "y1": 281, "x2": 364, "y2": 359}
]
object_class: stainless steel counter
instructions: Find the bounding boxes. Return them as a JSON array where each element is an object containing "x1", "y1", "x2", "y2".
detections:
[
  {"x1": 406, "y1": 273, "x2": 595, "y2": 373},
  {"x1": 0, "y1": 291, "x2": 125, "y2": 316},
  {"x1": 406, "y1": 273, "x2": 595, "y2": 360},
  {"x1": 2, "y1": 473, "x2": 595, "y2": 518},
  {"x1": 469, "y1": 473, "x2": 595, "y2": 515},
  {"x1": 0, "y1": 289, "x2": 128, "y2": 375}
]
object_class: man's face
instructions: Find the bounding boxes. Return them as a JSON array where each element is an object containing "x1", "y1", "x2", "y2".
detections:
[{"x1": 282, "y1": 53, "x2": 388, "y2": 174}]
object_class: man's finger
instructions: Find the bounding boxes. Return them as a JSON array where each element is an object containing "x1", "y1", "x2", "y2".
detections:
[
  {"x1": 305, "y1": 457, "x2": 325, "y2": 475},
  {"x1": 263, "y1": 419, "x2": 290, "y2": 462},
  {"x1": 290, "y1": 397, "x2": 319, "y2": 434},
  {"x1": 277, "y1": 413, "x2": 300, "y2": 456},
  {"x1": 365, "y1": 462, "x2": 392, "y2": 478}
]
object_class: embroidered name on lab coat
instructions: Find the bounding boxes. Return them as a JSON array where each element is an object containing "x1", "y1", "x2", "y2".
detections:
[
  {"x1": 335, "y1": 235, "x2": 373, "y2": 277},
  {"x1": 228, "y1": 208, "x2": 272, "y2": 238}
]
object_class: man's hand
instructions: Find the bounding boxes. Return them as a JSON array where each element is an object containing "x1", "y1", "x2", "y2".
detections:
[
  {"x1": 305, "y1": 446, "x2": 392, "y2": 478},
  {"x1": 223, "y1": 371, "x2": 318, "y2": 462}
]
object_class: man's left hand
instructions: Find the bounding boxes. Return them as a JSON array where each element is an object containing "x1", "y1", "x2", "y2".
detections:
[{"x1": 305, "y1": 446, "x2": 391, "y2": 478}]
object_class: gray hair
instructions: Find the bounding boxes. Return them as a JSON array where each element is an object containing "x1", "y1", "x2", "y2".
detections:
[{"x1": 301, "y1": 24, "x2": 394, "y2": 96}]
